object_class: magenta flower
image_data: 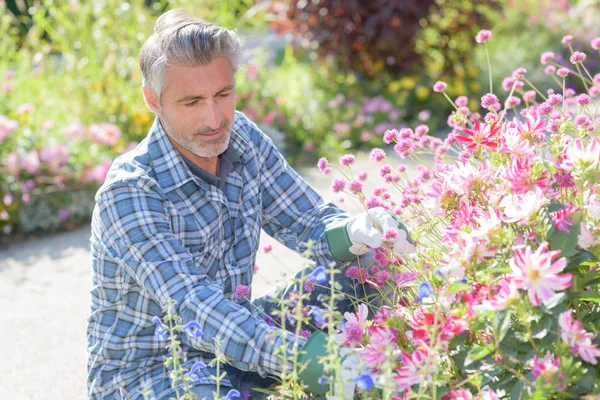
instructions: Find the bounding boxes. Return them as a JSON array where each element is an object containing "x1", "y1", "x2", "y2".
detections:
[
  {"x1": 484, "y1": 279, "x2": 519, "y2": 311},
  {"x1": 361, "y1": 327, "x2": 398, "y2": 368},
  {"x1": 480, "y1": 93, "x2": 500, "y2": 110},
  {"x1": 577, "y1": 93, "x2": 591, "y2": 106},
  {"x1": 509, "y1": 242, "x2": 572, "y2": 306},
  {"x1": 383, "y1": 129, "x2": 398, "y2": 144},
  {"x1": 531, "y1": 352, "x2": 560, "y2": 383},
  {"x1": 339, "y1": 154, "x2": 356, "y2": 165},
  {"x1": 592, "y1": 37, "x2": 600, "y2": 50},
  {"x1": 433, "y1": 81, "x2": 447, "y2": 92},
  {"x1": 559, "y1": 310, "x2": 600, "y2": 364},
  {"x1": 262, "y1": 244, "x2": 272, "y2": 254},
  {"x1": 331, "y1": 178, "x2": 346, "y2": 193},
  {"x1": 348, "y1": 180, "x2": 363, "y2": 194},
  {"x1": 562, "y1": 35, "x2": 573, "y2": 44},
  {"x1": 504, "y1": 96, "x2": 521, "y2": 109},
  {"x1": 369, "y1": 148, "x2": 386, "y2": 162},
  {"x1": 395, "y1": 349, "x2": 434, "y2": 390},
  {"x1": 475, "y1": 29, "x2": 492, "y2": 44},
  {"x1": 234, "y1": 284, "x2": 250, "y2": 299},
  {"x1": 557, "y1": 67, "x2": 570, "y2": 77},
  {"x1": 540, "y1": 51, "x2": 555, "y2": 64},
  {"x1": 456, "y1": 119, "x2": 500, "y2": 152},
  {"x1": 570, "y1": 51, "x2": 587, "y2": 64}
]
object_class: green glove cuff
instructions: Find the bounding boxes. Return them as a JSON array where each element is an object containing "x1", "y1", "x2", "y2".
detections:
[
  {"x1": 324, "y1": 218, "x2": 355, "y2": 262},
  {"x1": 297, "y1": 330, "x2": 329, "y2": 395}
]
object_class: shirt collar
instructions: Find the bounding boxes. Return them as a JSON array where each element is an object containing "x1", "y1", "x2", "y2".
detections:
[{"x1": 147, "y1": 115, "x2": 247, "y2": 193}]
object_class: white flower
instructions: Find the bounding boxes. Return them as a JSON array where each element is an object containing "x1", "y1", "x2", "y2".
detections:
[
  {"x1": 578, "y1": 222, "x2": 597, "y2": 250},
  {"x1": 500, "y1": 186, "x2": 547, "y2": 223}
]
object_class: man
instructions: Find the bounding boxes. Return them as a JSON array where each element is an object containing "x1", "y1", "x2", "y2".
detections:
[{"x1": 87, "y1": 9, "x2": 413, "y2": 400}]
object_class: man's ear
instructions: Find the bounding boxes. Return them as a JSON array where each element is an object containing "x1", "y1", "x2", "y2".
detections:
[{"x1": 142, "y1": 87, "x2": 161, "y2": 116}]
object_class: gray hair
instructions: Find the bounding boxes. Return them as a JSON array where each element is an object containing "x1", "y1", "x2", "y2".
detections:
[{"x1": 139, "y1": 9, "x2": 243, "y2": 101}]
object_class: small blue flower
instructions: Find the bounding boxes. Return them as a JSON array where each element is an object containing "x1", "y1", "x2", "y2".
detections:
[
  {"x1": 152, "y1": 316, "x2": 168, "y2": 341},
  {"x1": 225, "y1": 389, "x2": 241, "y2": 400},
  {"x1": 185, "y1": 361, "x2": 207, "y2": 381},
  {"x1": 354, "y1": 374, "x2": 374, "y2": 390},
  {"x1": 317, "y1": 376, "x2": 330, "y2": 384},
  {"x1": 458, "y1": 277, "x2": 468, "y2": 284},
  {"x1": 183, "y1": 321, "x2": 203, "y2": 338},
  {"x1": 417, "y1": 282, "x2": 434, "y2": 304},
  {"x1": 308, "y1": 266, "x2": 328, "y2": 284},
  {"x1": 311, "y1": 307, "x2": 326, "y2": 328}
]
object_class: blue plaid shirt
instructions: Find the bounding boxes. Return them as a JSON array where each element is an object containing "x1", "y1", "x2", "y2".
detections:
[{"x1": 87, "y1": 111, "x2": 351, "y2": 399}]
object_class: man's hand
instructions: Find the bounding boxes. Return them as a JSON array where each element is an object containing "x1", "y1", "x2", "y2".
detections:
[{"x1": 325, "y1": 207, "x2": 416, "y2": 262}]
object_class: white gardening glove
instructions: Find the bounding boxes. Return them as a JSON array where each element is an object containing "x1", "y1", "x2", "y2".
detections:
[{"x1": 347, "y1": 207, "x2": 416, "y2": 257}]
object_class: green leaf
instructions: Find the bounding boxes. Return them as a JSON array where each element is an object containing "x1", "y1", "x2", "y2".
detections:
[
  {"x1": 510, "y1": 380, "x2": 524, "y2": 400},
  {"x1": 569, "y1": 291, "x2": 600, "y2": 302},
  {"x1": 465, "y1": 344, "x2": 494, "y2": 366},
  {"x1": 447, "y1": 281, "x2": 469, "y2": 293},
  {"x1": 566, "y1": 250, "x2": 596, "y2": 272},
  {"x1": 531, "y1": 315, "x2": 552, "y2": 339},
  {"x1": 549, "y1": 222, "x2": 580, "y2": 258},
  {"x1": 547, "y1": 201, "x2": 568, "y2": 213},
  {"x1": 492, "y1": 310, "x2": 513, "y2": 343}
]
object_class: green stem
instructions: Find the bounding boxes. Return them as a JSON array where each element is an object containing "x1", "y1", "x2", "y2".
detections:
[{"x1": 485, "y1": 43, "x2": 493, "y2": 93}]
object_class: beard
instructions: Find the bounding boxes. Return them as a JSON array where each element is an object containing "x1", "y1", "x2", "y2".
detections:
[{"x1": 160, "y1": 114, "x2": 231, "y2": 158}]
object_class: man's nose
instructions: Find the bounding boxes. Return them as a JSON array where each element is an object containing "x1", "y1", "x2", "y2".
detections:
[{"x1": 204, "y1": 101, "x2": 221, "y2": 131}]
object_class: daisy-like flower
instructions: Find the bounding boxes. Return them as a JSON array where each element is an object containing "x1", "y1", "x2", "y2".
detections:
[
  {"x1": 361, "y1": 326, "x2": 398, "y2": 368},
  {"x1": 509, "y1": 242, "x2": 572, "y2": 306},
  {"x1": 500, "y1": 128, "x2": 536, "y2": 160},
  {"x1": 500, "y1": 186, "x2": 548, "y2": 223},
  {"x1": 531, "y1": 352, "x2": 560, "y2": 383},
  {"x1": 475, "y1": 29, "x2": 492, "y2": 44},
  {"x1": 560, "y1": 138, "x2": 600, "y2": 178},
  {"x1": 559, "y1": 310, "x2": 600, "y2": 364},
  {"x1": 484, "y1": 278, "x2": 519, "y2": 311},
  {"x1": 570, "y1": 51, "x2": 587, "y2": 64},
  {"x1": 456, "y1": 119, "x2": 501, "y2": 152},
  {"x1": 433, "y1": 81, "x2": 447, "y2": 92},
  {"x1": 395, "y1": 349, "x2": 435, "y2": 390},
  {"x1": 336, "y1": 303, "x2": 369, "y2": 347}
]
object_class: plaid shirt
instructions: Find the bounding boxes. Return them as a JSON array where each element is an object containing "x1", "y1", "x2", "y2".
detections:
[{"x1": 87, "y1": 111, "x2": 350, "y2": 399}]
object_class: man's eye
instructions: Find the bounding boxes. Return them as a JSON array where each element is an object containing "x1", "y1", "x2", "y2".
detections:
[
  {"x1": 219, "y1": 93, "x2": 230, "y2": 98},
  {"x1": 184, "y1": 101, "x2": 197, "y2": 107}
]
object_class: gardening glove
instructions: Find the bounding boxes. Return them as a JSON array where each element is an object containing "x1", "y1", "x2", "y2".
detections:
[
  {"x1": 297, "y1": 330, "x2": 329, "y2": 396},
  {"x1": 297, "y1": 331, "x2": 364, "y2": 400},
  {"x1": 325, "y1": 207, "x2": 416, "y2": 262}
]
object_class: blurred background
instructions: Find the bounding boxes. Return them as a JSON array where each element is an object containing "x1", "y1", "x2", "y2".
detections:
[
  {"x1": 1, "y1": 1, "x2": 600, "y2": 399},
  {"x1": 0, "y1": 0, "x2": 599, "y2": 242}
]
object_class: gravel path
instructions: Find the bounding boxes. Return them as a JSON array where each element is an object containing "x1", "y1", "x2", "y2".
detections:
[{"x1": 0, "y1": 150, "x2": 415, "y2": 399}]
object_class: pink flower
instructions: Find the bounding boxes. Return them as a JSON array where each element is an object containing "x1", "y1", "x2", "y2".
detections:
[
  {"x1": 455, "y1": 96, "x2": 468, "y2": 107},
  {"x1": 16, "y1": 104, "x2": 35, "y2": 114},
  {"x1": 548, "y1": 94, "x2": 562, "y2": 105},
  {"x1": 557, "y1": 68, "x2": 570, "y2": 77},
  {"x1": 485, "y1": 279, "x2": 519, "y2": 310},
  {"x1": 21, "y1": 150, "x2": 40, "y2": 174},
  {"x1": 90, "y1": 123, "x2": 122, "y2": 145},
  {"x1": 500, "y1": 186, "x2": 547, "y2": 223},
  {"x1": 317, "y1": 157, "x2": 330, "y2": 174},
  {"x1": 475, "y1": 29, "x2": 492, "y2": 44},
  {"x1": 83, "y1": 160, "x2": 112, "y2": 183},
  {"x1": 370, "y1": 148, "x2": 386, "y2": 162},
  {"x1": 383, "y1": 129, "x2": 398, "y2": 144},
  {"x1": 531, "y1": 352, "x2": 560, "y2": 383},
  {"x1": 262, "y1": 244, "x2": 273, "y2": 254},
  {"x1": 336, "y1": 303, "x2": 368, "y2": 347},
  {"x1": 63, "y1": 122, "x2": 86, "y2": 140},
  {"x1": 480, "y1": 93, "x2": 500, "y2": 110},
  {"x1": 540, "y1": 51, "x2": 555, "y2": 64},
  {"x1": 592, "y1": 37, "x2": 600, "y2": 50},
  {"x1": 560, "y1": 138, "x2": 600, "y2": 172},
  {"x1": 544, "y1": 65, "x2": 556, "y2": 74},
  {"x1": 339, "y1": 154, "x2": 355, "y2": 166},
  {"x1": 395, "y1": 349, "x2": 434, "y2": 390},
  {"x1": 361, "y1": 327, "x2": 398, "y2": 368},
  {"x1": 433, "y1": 81, "x2": 447, "y2": 92},
  {"x1": 394, "y1": 138, "x2": 415, "y2": 158},
  {"x1": 559, "y1": 310, "x2": 600, "y2": 364},
  {"x1": 246, "y1": 64, "x2": 258, "y2": 81},
  {"x1": 331, "y1": 178, "x2": 346, "y2": 193},
  {"x1": 348, "y1": 180, "x2": 363, "y2": 194},
  {"x1": 509, "y1": 242, "x2": 572, "y2": 306},
  {"x1": 357, "y1": 171, "x2": 368, "y2": 181},
  {"x1": 456, "y1": 119, "x2": 500, "y2": 152},
  {"x1": 570, "y1": 51, "x2": 587, "y2": 64},
  {"x1": 562, "y1": 35, "x2": 573, "y2": 44},
  {"x1": 0, "y1": 116, "x2": 18, "y2": 143},
  {"x1": 512, "y1": 67, "x2": 527, "y2": 80},
  {"x1": 577, "y1": 93, "x2": 590, "y2": 106},
  {"x1": 551, "y1": 206, "x2": 577, "y2": 232},
  {"x1": 504, "y1": 96, "x2": 521, "y2": 109},
  {"x1": 234, "y1": 284, "x2": 250, "y2": 299}
]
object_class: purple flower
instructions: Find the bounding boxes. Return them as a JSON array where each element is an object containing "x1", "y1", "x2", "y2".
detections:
[
  {"x1": 185, "y1": 361, "x2": 207, "y2": 381},
  {"x1": 235, "y1": 284, "x2": 250, "y2": 299},
  {"x1": 354, "y1": 374, "x2": 374, "y2": 390},
  {"x1": 183, "y1": 321, "x2": 203, "y2": 338},
  {"x1": 152, "y1": 316, "x2": 168, "y2": 341},
  {"x1": 417, "y1": 282, "x2": 434, "y2": 303},
  {"x1": 570, "y1": 51, "x2": 586, "y2": 64},
  {"x1": 433, "y1": 81, "x2": 447, "y2": 93},
  {"x1": 475, "y1": 29, "x2": 492, "y2": 43},
  {"x1": 308, "y1": 266, "x2": 328, "y2": 284},
  {"x1": 339, "y1": 154, "x2": 356, "y2": 166}
]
